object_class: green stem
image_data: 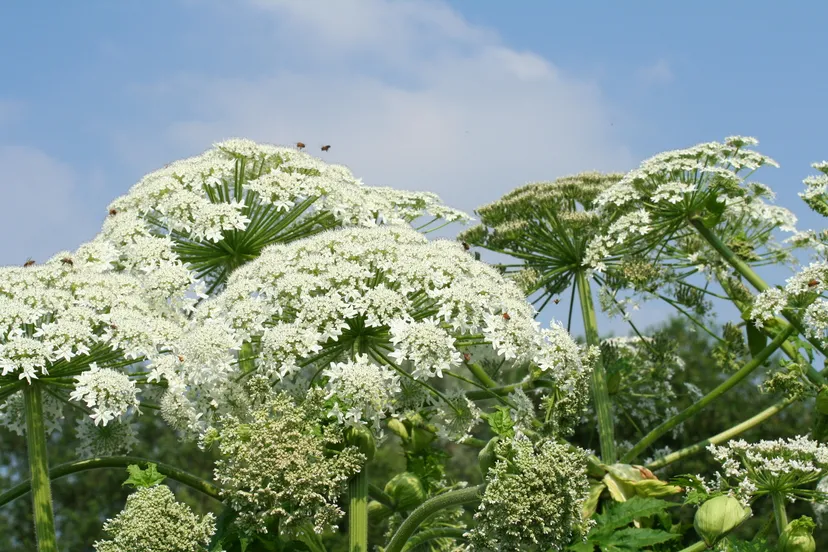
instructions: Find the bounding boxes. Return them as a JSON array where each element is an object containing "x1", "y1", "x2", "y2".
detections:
[
  {"x1": 771, "y1": 491, "x2": 788, "y2": 536},
  {"x1": 691, "y1": 218, "x2": 828, "y2": 379},
  {"x1": 677, "y1": 541, "x2": 708, "y2": 552},
  {"x1": 646, "y1": 396, "x2": 795, "y2": 470},
  {"x1": 465, "y1": 379, "x2": 555, "y2": 401},
  {"x1": 349, "y1": 466, "x2": 369, "y2": 552},
  {"x1": 384, "y1": 485, "x2": 485, "y2": 552},
  {"x1": 621, "y1": 325, "x2": 795, "y2": 463},
  {"x1": 576, "y1": 271, "x2": 616, "y2": 464},
  {"x1": 368, "y1": 483, "x2": 394, "y2": 509},
  {"x1": 464, "y1": 361, "x2": 497, "y2": 388},
  {"x1": 0, "y1": 455, "x2": 222, "y2": 509},
  {"x1": 401, "y1": 527, "x2": 467, "y2": 551},
  {"x1": 23, "y1": 383, "x2": 58, "y2": 552}
]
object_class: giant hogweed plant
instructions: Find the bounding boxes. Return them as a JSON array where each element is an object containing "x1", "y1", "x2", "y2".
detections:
[
  {"x1": 3, "y1": 137, "x2": 828, "y2": 551},
  {"x1": 461, "y1": 136, "x2": 828, "y2": 550}
]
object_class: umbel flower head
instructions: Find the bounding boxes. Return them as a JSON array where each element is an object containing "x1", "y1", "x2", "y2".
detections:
[
  {"x1": 458, "y1": 172, "x2": 624, "y2": 309},
  {"x1": 211, "y1": 390, "x2": 364, "y2": 536},
  {"x1": 708, "y1": 436, "x2": 828, "y2": 505},
  {"x1": 102, "y1": 138, "x2": 469, "y2": 293},
  {"x1": 468, "y1": 436, "x2": 591, "y2": 550},
  {"x1": 585, "y1": 136, "x2": 796, "y2": 275},
  {"x1": 0, "y1": 245, "x2": 182, "y2": 428},
  {"x1": 94, "y1": 484, "x2": 215, "y2": 552},
  {"x1": 169, "y1": 225, "x2": 588, "y2": 437}
]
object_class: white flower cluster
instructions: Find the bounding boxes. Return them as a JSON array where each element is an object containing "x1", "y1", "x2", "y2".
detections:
[
  {"x1": 159, "y1": 225, "x2": 587, "y2": 438},
  {"x1": 70, "y1": 364, "x2": 141, "y2": 426},
  {"x1": 585, "y1": 136, "x2": 795, "y2": 272},
  {"x1": 102, "y1": 138, "x2": 469, "y2": 290},
  {"x1": 750, "y1": 262, "x2": 828, "y2": 342},
  {"x1": 0, "y1": 256, "x2": 181, "y2": 385},
  {"x1": 708, "y1": 436, "x2": 828, "y2": 504}
]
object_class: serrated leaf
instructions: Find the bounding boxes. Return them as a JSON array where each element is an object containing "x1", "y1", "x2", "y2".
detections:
[
  {"x1": 602, "y1": 527, "x2": 679, "y2": 551},
  {"x1": 594, "y1": 496, "x2": 677, "y2": 533},
  {"x1": 122, "y1": 463, "x2": 166, "y2": 489},
  {"x1": 487, "y1": 406, "x2": 515, "y2": 438}
]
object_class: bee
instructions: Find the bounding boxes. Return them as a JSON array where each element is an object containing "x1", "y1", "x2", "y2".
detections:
[
  {"x1": 553, "y1": 298, "x2": 560, "y2": 305},
  {"x1": 809, "y1": 279, "x2": 820, "y2": 287},
  {"x1": 110, "y1": 324, "x2": 118, "y2": 330},
  {"x1": 108, "y1": 208, "x2": 118, "y2": 216},
  {"x1": 461, "y1": 241, "x2": 470, "y2": 250},
  {"x1": 23, "y1": 258, "x2": 35, "y2": 267},
  {"x1": 178, "y1": 355, "x2": 185, "y2": 362},
  {"x1": 61, "y1": 257, "x2": 74, "y2": 266},
  {"x1": 463, "y1": 352, "x2": 472, "y2": 362},
  {"x1": 502, "y1": 312, "x2": 511, "y2": 321},
  {"x1": 296, "y1": 142, "x2": 306, "y2": 150},
  {"x1": 321, "y1": 145, "x2": 331, "y2": 152}
]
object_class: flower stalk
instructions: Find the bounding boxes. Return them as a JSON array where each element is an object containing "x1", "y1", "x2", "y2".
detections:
[
  {"x1": 772, "y1": 491, "x2": 789, "y2": 536},
  {"x1": 349, "y1": 467, "x2": 369, "y2": 552},
  {"x1": 384, "y1": 485, "x2": 485, "y2": 552},
  {"x1": 576, "y1": 270, "x2": 616, "y2": 464},
  {"x1": 622, "y1": 324, "x2": 795, "y2": 463},
  {"x1": 23, "y1": 382, "x2": 58, "y2": 552}
]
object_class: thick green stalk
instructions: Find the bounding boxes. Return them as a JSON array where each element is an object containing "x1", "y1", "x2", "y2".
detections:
[
  {"x1": 691, "y1": 218, "x2": 828, "y2": 379},
  {"x1": 646, "y1": 396, "x2": 795, "y2": 470},
  {"x1": 771, "y1": 491, "x2": 788, "y2": 536},
  {"x1": 622, "y1": 325, "x2": 795, "y2": 463},
  {"x1": 0, "y1": 455, "x2": 222, "y2": 508},
  {"x1": 23, "y1": 383, "x2": 58, "y2": 552},
  {"x1": 385, "y1": 485, "x2": 485, "y2": 552},
  {"x1": 349, "y1": 467, "x2": 369, "y2": 552},
  {"x1": 576, "y1": 271, "x2": 616, "y2": 464}
]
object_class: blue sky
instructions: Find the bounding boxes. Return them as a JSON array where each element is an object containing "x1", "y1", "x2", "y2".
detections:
[{"x1": 1, "y1": 0, "x2": 826, "y2": 337}]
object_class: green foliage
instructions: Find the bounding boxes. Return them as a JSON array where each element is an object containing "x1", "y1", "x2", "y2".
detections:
[
  {"x1": 486, "y1": 406, "x2": 515, "y2": 438},
  {"x1": 122, "y1": 463, "x2": 166, "y2": 489},
  {"x1": 570, "y1": 496, "x2": 680, "y2": 551}
]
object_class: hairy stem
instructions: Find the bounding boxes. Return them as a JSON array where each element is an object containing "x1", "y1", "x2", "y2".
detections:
[
  {"x1": 349, "y1": 467, "x2": 369, "y2": 552},
  {"x1": 0, "y1": 455, "x2": 222, "y2": 509},
  {"x1": 622, "y1": 325, "x2": 795, "y2": 463},
  {"x1": 646, "y1": 396, "x2": 795, "y2": 470},
  {"x1": 576, "y1": 271, "x2": 616, "y2": 464},
  {"x1": 385, "y1": 485, "x2": 485, "y2": 552},
  {"x1": 771, "y1": 491, "x2": 789, "y2": 536},
  {"x1": 23, "y1": 383, "x2": 58, "y2": 552}
]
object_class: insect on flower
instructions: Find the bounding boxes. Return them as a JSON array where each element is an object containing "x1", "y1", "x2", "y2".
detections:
[
  {"x1": 296, "y1": 142, "x2": 305, "y2": 150},
  {"x1": 502, "y1": 312, "x2": 510, "y2": 321},
  {"x1": 23, "y1": 258, "x2": 35, "y2": 267},
  {"x1": 463, "y1": 353, "x2": 472, "y2": 362},
  {"x1": 61, "y1": 257, "x2": 74, "y2": 266},
  {"x1": 108, "y1": 208, "x2": 118, "y2": 216},
  {"x1": 809, "y1": 279, "x2": 820, "y2": 287},
  {"x1": 462, "y1": 241, "x2": 470, "y2": 250},
  {"x1": 321, "y1": 145, "x2": 331, "y2": 152},
  {"x1": 177, "y1": 355, "x2": 185, "y2": 362}
]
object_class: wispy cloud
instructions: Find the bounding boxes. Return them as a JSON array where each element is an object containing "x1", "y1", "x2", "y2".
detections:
[
  {"x1": 635, "y1": 59, "x2": 673, "y2": 87},
  {"x1": 113, "y1": 0, "x2": 634, "y2": 213}
]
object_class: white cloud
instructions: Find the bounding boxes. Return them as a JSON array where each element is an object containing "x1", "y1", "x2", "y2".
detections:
[
  {"x1": 0, "y1": 146, "x2": 100, "y2": 265},
  {"x1": 635, "y1": 59, "x2": 673, "y2": 87},
  {"x1": 116, "y1": 0, "x2": 634, "y2": 214}
]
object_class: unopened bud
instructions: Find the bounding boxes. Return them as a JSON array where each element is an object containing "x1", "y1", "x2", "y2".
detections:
[
  {"x1": 779, "y1": 516, "x2": 816, "y2": 552},
  {"x1": 384, "y1": 472, "x2": 426, "y2": 511},
  {"x1": 694, "y1": 495, "x2": 751, "y2": 547}
]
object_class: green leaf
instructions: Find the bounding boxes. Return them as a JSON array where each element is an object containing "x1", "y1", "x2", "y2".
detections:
[
  {"x1": 122, "y1": 463, "x2": 166, "y2": 489},
  {"x1": 594, "y1": 496, "x2": 677, "y2": 533},
  {"x1": 745, "y1": 323, "x2": 768, "y2": 358},
  {"x1": 602, "y1": 527, "x2": 679, "y2": 551},
  {"x1": 487, "y1": 406, "x2": 515, "y2": 438}
]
